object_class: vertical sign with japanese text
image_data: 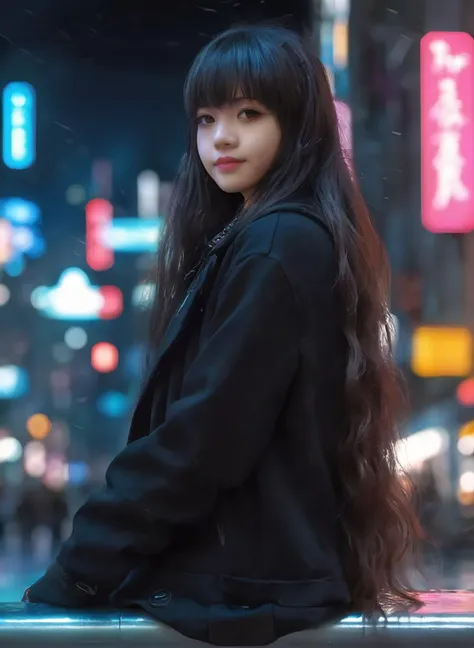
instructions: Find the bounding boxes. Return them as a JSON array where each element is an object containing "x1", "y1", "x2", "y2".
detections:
[{"x1": 421, "y1": 32, "x2": 474, "y2": 233}]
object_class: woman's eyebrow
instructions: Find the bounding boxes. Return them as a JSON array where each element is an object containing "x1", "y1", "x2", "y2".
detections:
[
  {"x1": 229, "y1": 96, "x2": 254, "y2": 104},
  {"x1": 195, "y1": 96, "x2": 258, "y2": 113}
]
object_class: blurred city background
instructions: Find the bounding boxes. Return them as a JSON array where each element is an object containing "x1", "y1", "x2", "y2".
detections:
[{"x1": 1, "y1": 0, "x2": 474, "y2": 601}]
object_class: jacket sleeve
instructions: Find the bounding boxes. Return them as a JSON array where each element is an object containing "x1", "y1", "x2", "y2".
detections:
[{"x1": 39, "y1": 253, "x2": 299, "y2": 599}]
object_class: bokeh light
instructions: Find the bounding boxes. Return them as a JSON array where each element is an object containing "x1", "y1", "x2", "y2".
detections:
[
  {"x1": 457, "y1": 378, "x2": 474, "y2": 407},
  {"x1": 64, "y1": 326, "x2": 88, "y2": 350},
  {"x1": 0, "y1": 436, "x2": 22, "y2": 463},
  {"x1": 52, "y1": 342, "x2": 74, "y2": 364},
  {"x1": 65, "y1": 184, "x2": 86, "y2": 205},
  {"x1": 0, "y1": 284, "x2": 11, "y2": 306},
  {"x1": 91, "y1": 342, "x2": 119, "y2": 373},
  {"x1": 26, "y1": 413, "x2": 52, "y2": 440},
  {"x1": 24, "y1": 440, "x2": 46, "y2": 477}
]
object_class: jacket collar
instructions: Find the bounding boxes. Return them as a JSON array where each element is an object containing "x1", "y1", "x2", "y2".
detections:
[{"x1": 208, "y1": 201, "x2": 333, "y2": 258}]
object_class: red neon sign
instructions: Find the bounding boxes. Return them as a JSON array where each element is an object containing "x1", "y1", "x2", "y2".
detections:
[
  {"x1": 421, "y1": 32, "x2": 474, "y2": 233},
  {"x1": 86, "y1": 198, "x2": 114, "y2": 271},
  {"x1": 99, "y1": 285, "x2": 123, "y2": 320},
  {"x1": 457, "y1": 378, "x2": 474, "y2": 407}
]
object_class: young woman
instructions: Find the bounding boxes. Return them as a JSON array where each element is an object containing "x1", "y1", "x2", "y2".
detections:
[{"x1": 24, "y1": 24, "x2": 421, "y2": 645}]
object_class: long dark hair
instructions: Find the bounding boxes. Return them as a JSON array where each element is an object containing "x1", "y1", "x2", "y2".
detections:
[{"x1": 150, "y1": 24, "x2": 421, "y2": 614}]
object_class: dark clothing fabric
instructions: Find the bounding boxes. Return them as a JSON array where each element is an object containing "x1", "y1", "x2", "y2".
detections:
[{"x1": 26, "y1": 204, "x2": 352, "y2": 644}]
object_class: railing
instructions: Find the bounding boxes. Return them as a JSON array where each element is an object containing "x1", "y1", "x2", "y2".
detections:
[{"x1": 1, "y1": 592, "x2": 474, "y2": 646}]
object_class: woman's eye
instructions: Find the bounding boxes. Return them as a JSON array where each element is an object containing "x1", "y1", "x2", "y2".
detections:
[
  {"x1": 239, "y1": 109, "x2": 260, "y2": 120},
  {"x1": 197, "y1": 114, "x2": 214, "y2": 125}
]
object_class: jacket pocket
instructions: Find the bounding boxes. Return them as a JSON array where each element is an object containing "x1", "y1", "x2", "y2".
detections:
[{"x1": 220, "y1": 574, "x2": 348, "y2": 608}]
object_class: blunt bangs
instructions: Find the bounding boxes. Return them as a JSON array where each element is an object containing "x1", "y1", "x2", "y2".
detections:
[{"x1": 184, "y1": 29, "x2": 287, "y2": 118}]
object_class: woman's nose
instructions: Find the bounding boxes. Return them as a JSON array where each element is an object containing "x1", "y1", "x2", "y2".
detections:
[{"x1": 214, "y1": 122, "x2": 238, "y2": 149}]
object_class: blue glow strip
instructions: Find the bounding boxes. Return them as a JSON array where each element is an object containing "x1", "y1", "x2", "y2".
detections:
[{"x1": 2, "y1": 82, "x2": 36, "y2": 170}]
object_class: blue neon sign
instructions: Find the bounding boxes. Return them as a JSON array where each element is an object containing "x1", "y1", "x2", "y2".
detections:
[
  {"x1": 1, "y1": 197, "x2": 40, "y2": 225},
  {"x1": 103, "y1": 218, "x2": 162, "y2": 252},
  {"x1": 2, "y1": 82, "x2": 36, "y2": 170},
  {"x1": 0, "y1": 198, "x2": 45, "y2": 275}
]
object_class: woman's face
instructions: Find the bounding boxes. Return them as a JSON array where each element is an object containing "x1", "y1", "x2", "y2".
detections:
[{"x1": 196, "y1": 97, "x2": 281, "y2": 202}]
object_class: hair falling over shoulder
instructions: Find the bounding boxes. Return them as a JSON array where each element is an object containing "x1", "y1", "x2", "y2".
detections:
[
  {"x1": 149, "y1": 23, "x2": 423, "y2": 615},
  {"x1": 335, "y1": 180, "x2": 424, "y2": 617}
]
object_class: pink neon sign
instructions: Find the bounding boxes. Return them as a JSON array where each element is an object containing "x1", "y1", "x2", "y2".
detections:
[
  {"x1": 421, "y1": 32, "x2": 474, "y2": 233},
  {"x1": 86, "y1": 198, "x2": 114, "y2": 271}
]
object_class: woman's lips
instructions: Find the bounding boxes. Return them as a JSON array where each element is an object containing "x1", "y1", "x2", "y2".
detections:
[{"x1": 215, "y1": 160, "x2": 244, "y2": 172}]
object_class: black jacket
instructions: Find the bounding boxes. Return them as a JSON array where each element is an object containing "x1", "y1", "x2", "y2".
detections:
[{"x1": 27, "y1": 204, "x2": 352, "y2": 645}]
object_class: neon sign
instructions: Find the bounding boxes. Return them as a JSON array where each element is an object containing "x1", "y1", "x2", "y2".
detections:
[
  {"x1": 86, "y1": 198, "x2": 162, "y2": 271},
  {"x1": 2, "y1": 82, "x2": 36, "y2": 170},
  {"x1": 31, "y1": 267, "x2": 123, "y2": 320},
  {"x1": 102, "y1": 218, "x2": 161, "y2": 252},
  {"x1": 0, "y1": 198, "x2": 45, "y2": 275},
  {"x1": 138, "y1": 170, "x2": 160, "y2": 218},
  {"x1": 86, "y1": 198, "x2": 114, "y2": 271},
  {"x1": 421, "y1": 32, "x2": 474, "y2": 233}
]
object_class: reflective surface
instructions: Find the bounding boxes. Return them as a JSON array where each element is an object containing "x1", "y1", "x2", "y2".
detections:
[{"x1": 1, "y1": 592, "x2": 474, "y2": 646}]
